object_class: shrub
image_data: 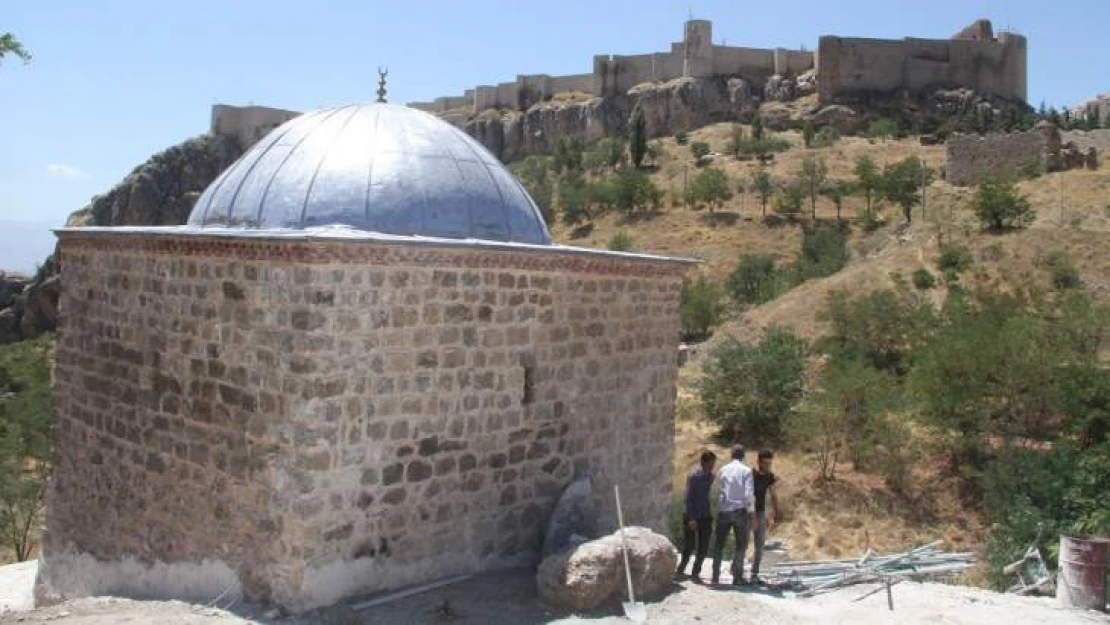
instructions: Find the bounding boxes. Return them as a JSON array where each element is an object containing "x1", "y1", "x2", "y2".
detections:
[
  {"x1": 613, "y1": 168, "x2": 662, "y2": 218},
  {"x1": 687, "y1": 167, "x2": 732, "y2": 210},
  {"x1": 865, "y1": 118, "x2": 900, "y2": 139},
  {"x1": 802, "y1": 121, "x2": 815, "y2": 148},
  {"x1": 813, "y1": 125, "x2": 840, "y2": 148},
  {"x1": 796, "y1": 226, "x2": 848, "y2": 280},
  {"x1": 680, "y1": 275, "x2": 726, "y2": 342},
  {"x1": 824, "y1": 288, "x2": 936, "y2": 374},
  {"x1": 690, "y1": 141, "x2": 711, "y2": 160},
  {"x1": 1047, "y1": 251, "x2": 1082, "y2": 290},
  {"x1": 912, "y1": 268, "x2": 936, "y2": 290},
  {"x1": 728, "y1": 254, "x2": 789, "y2": 306},
  {"x1": 938, "y1": 244, "x2": 974, "y2": 274},
  {"x1": 700, "y1": 328, "x2": 807, "y2": 443},
  {"x1": 674, "y1": 130, "x2": 689, "y2": 145},
  {"x1": 976, "y1": 178, "x2": 1035, "y2": 232},
  {"x1": 607, "y1": 230, "x2": 634, "y2": 252},
  {"x1": 773, "y1": 184, "x2": 805, "y2": 218},
  {"x1": 1017, "y1": 159, "x2": 1043, "y2": 180},
  {"x1": 983, "y1": 441, "x2": 1110, "y2": 590}
]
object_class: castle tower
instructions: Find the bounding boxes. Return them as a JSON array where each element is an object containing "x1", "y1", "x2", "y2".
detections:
[{"x1": 682, "y1": 20, "x2": 713, "y2": 78}]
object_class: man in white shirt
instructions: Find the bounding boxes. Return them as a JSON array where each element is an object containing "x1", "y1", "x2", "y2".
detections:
[{"x1": 711, "y1": 444, "x2": 758, "y2": 585}]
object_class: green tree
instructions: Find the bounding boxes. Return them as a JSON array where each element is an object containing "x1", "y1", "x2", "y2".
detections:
[
  {"x1": 0, "y1": 336, "x2": 53, "y2": 561},
  {"x1": 558, "y1": 171, "x2": 591, "y2": 226},
  {"x1": 865, "y1": 118, "x2": 899, "y2": 139},
  {"x1": 511, "y1": 157, "x2": 555, "y2": 228},
  {"x1": 700, "y1": 328, "x2": 807, "y2": 442},
  {"x1": 553, "y1": 137, "x2": 584, "y2": 173},
  {"x1": 584, "y1": 138, "x2": 624, "y2": 173},
  {"x1": 790, "y1": 358, "x2": 902, "y2": 480},
  {"x1": 726, "y1": 124, "x2": 746, "y2": 159},
  {"x1": 879, "y1": 157, "x2": 927, "y2": 223},
  {"x1": 629, "y1": 107, "x2": 647, "y2": 169},
  {"x1": 752, "y1": 168, "x2": 774, "y2": 217},
  {"x1": 796, "y1": 226, "x2": 848, "y2": 280},
  {"x1": 680, "y1": 275, "x2": 726, "y2": 342},
  {"x1": 853, "y1": 156, "x2": 880, "y2": 218},
  {"x1": 687, "y1": 167, "x2": 732, "y2": 211},
  {"x1": 645, "y1": 141, "x2": 663, "y2": 166},
  {"x1": 773, "y1": 183, "x2": 805, "y2": 219},
  {"x1": 821, "y1": 180, "x2": 853, "y2": 221},
  {"x1": 728, "y1": 254, "x2": 788, "y2": 306},
  {"x1": 802, "y1": 121, "x2": 815, "y2": 148},
  {"x1": 752, "y1": 114, "x2": 764, "y2": 140},
  {"x1": 824, "y1": 288, "x2": 936, "y2": 374},
  {"x1": 613, "y1": 167, "x2": 661, "y2": 218},
  {"x1": 975, "y1": 178, "x2": 1035, "y2": 232},
  {"x1": 798, "y1": 155, "x2": 828, "y2": 219},
  {"x1": 0, "y1": 33, "x2": 30, "y2": 65}
]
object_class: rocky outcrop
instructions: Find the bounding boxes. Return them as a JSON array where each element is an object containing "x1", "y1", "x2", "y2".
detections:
[
  {"x1": 20, "y1": 274, "x2": 60, "y2": 341},
  {"x1": 536, "y1": 527, "x2": 677, "y2": 611},
  {"x1": 66, "y1": 134, "x2": 243, "y2": 227},
  {"x1": 0, "y1": 274, "x2": 28, "y2": 345},
  {"x1": 465, "y1": 77, "x2": 749, "y2": 161}
]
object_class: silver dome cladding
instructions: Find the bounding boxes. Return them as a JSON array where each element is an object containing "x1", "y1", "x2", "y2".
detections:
[{"x1": 187, "y1": 103, "x2": 552, "y2": 245}]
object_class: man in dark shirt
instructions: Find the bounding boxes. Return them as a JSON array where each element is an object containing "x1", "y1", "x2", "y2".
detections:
[
  {"x1": 750, "y1": 449, "x2": 779, "y2": 584},
  {"x1": 676, "y1": 450, "x2": 716, "y2": 581}
]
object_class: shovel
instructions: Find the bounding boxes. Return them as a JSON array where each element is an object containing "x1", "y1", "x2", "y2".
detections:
[{"x1": 614, "y1": 485, "x2": 647, "y2": 623}]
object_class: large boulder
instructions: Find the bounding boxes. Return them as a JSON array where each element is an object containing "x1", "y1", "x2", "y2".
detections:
[
  {"x1": 727, "y1": 78, "x2": 760, "y2": 123},
  {"x1": 763, "y1": 75, "x2": 795, "y2": 102},
  {"x1": 543, "y1": 477, "x2": 597, "y2": 557},
  {"x1": 806, "y1": 104, "x2": 859, "y2": 134},
  {"x1": 536, "y1": 527, "x2": 677, "y2": 611}
]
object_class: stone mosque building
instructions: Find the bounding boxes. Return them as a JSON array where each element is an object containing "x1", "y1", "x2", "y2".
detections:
[{"x1": 37, "y1": 102, "x2": 692, "y2": 611}]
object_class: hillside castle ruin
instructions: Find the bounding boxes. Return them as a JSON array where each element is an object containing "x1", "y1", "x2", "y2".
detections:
[{"x1": 408, "y1": 18, "x2": 1027, "y2": 115}]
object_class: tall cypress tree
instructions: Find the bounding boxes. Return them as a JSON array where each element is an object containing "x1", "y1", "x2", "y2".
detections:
[{"x1": 629, "y1": 107, "x2": 647, "y2": 169}]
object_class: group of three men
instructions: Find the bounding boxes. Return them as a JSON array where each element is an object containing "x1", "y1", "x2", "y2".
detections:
[{"x1": 677, "y1": 444, "x2": 779, "y2": 586}]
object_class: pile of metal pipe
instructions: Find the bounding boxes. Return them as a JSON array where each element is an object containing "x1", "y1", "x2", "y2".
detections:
[{"x1": 766, "y1": 541, "x2": 975, "y2": 596}]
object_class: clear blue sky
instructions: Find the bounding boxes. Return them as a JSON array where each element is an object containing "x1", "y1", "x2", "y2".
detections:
[{"x1": 2, "y1": 0, "x2": 1106, "y2": 231}]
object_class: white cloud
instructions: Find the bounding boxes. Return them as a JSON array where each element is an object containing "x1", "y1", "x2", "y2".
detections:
[{"x1": 45, "y1": 163, "x2": 91, "y2": 180}]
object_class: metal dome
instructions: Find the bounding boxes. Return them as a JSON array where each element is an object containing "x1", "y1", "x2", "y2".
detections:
[{"x1": 187, "y1": 103, "x2": 552, "y2": 245}]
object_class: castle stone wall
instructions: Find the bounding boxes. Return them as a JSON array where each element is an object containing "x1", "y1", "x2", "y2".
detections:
[
  {"x1": 210, "y1": 105, "x2": 301, "y2": 150},
  {"x1": 41, "y1": 230, "x2": 688, "y2": 612},
  {"x1": 816, "y1": 20, "x2": 1027, "y2": 104}
]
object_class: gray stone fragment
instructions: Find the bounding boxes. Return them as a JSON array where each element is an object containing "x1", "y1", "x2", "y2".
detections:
[{"x1": 541, "y1": 477, "x2": 596, "y2": 558}]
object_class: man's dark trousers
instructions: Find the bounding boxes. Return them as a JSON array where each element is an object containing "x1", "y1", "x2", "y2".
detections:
[
  {"x1": 677, "y1": 514, "x2": 712, "y2": 577},
  {"x1": 711, "y1": 509, "x2": 751, "y2": 583}
]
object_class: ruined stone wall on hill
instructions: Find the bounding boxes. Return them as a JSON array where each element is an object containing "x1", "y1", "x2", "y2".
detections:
[
  {"x1": 946, "y1": 127, "x2": 1050, "y2": 186},
  {"x1": 42, "y1": 231, "x2": 687, "y2": 612}
]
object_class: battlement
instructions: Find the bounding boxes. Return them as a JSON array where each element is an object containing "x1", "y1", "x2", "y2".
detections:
[
  {"x1": 210, "y1": 104, "x2": 300, "y2": 149},
  {"x1": 408, "y1": 17, "x2": 1027, "y2": 116},
  {"x1": 409, "y1": 19, "x2": 814, "y2": 114}
]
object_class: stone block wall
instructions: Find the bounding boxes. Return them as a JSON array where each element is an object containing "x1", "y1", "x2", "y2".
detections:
[
  {"x1": 946, "y1": 127, "x2": 1051, "y2": 186},
  {"x1": 41, "y1": 230, "x2": 688, "y2": 612},
  {"x1": 210, "y1": 105, "x2": 301, "y2": 151},
  {"x1": 816, "y1": 21, "x2": 1027, "y2": 104}
]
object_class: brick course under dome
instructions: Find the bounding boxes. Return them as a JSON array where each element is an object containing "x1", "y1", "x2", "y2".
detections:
[{"x1": 38, "y1": 226, "x2": 692, "y2": 612}]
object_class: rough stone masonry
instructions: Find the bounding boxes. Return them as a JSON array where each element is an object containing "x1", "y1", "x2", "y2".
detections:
[{"x1": 37, "y1": 229, "x2": 690, "y2": 612}]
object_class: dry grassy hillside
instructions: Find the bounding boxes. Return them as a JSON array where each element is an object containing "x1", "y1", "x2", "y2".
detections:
[
  {"x1": 551, "y1": 122, "x2": 1110, "y2": 343},
  {"x1": 551, "y1": 123, "x2": 1109, "y2": 568}
]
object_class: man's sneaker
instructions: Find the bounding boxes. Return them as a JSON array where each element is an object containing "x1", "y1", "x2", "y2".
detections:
[
  {"x1": 750, "y1": 575, "x2": 763, "y2": 585},
  {"x1": 711, "y1": 576, "x2": 720, "y2": 586}
]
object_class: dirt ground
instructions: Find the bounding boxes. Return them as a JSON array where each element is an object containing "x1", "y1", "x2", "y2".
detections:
[{"x1": 3, "y1": 566, "x2": 1106, "y2": 625}]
